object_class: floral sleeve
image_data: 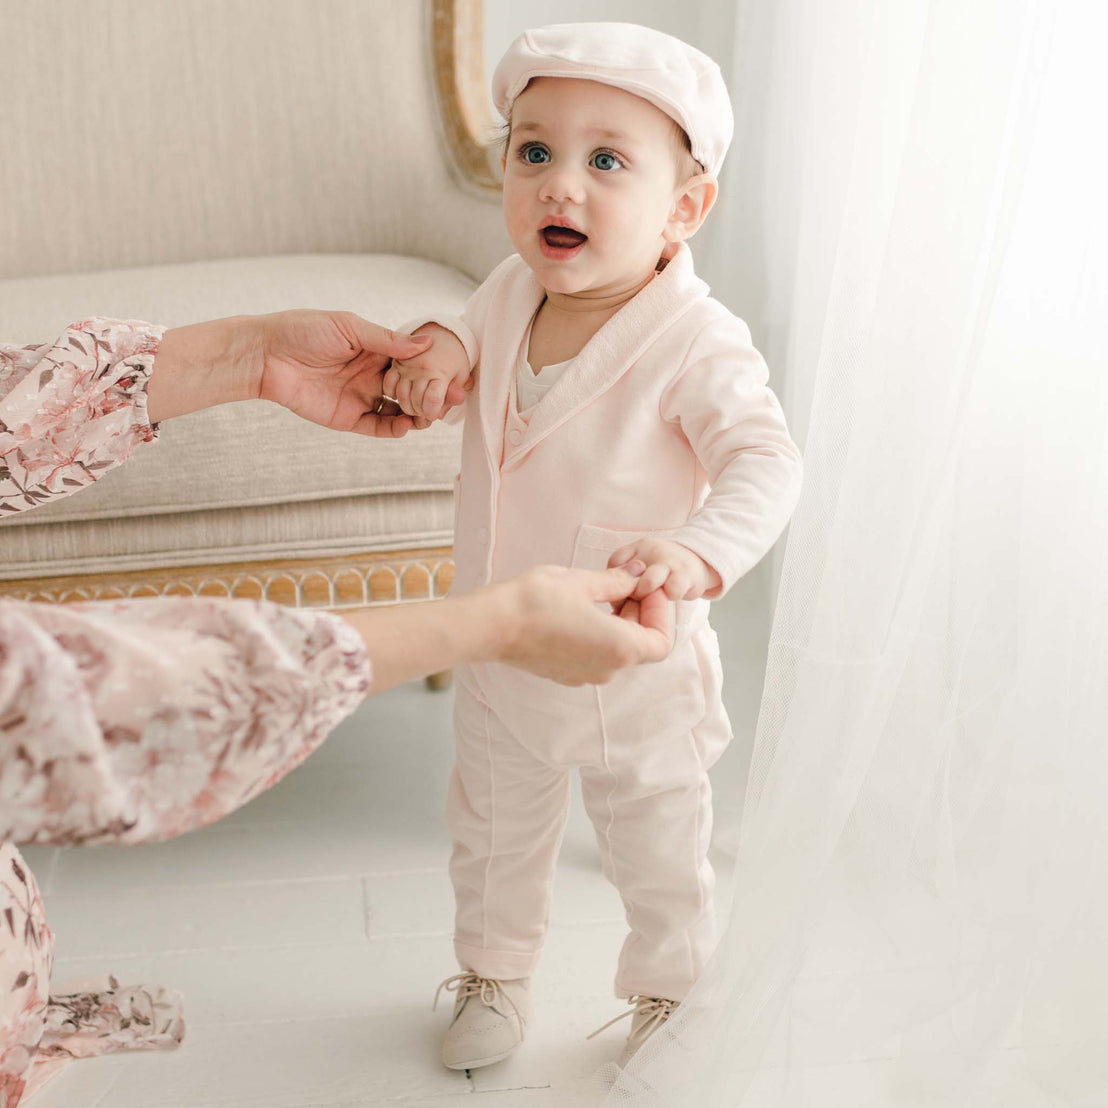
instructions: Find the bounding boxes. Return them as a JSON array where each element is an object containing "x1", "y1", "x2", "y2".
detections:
[
  {"x1": 0, "y1": 594, "x2": 371, "y2": 1107},
  {"x1": 0, "y1": 318, "x2": 374, "y2": 842},
  {"x1": 0, "y1": 318, "x2": 165, "y2": 514},
  {"x1": 0, "y1": 595, "x2": 371, "y2": 846},
  {"x1": 0, "y1": 321, "x2": 374, "y2": 1106}
]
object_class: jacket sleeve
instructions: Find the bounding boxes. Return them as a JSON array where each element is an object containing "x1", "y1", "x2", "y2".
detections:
[
  {"x1": 401, "y1": 314, "x2": 480, "y2": 370},
  {"x1": 0, "y1": 595, "x2": 370, "y2": 847},
  {"x1": 662, "y1": 314, "x2": 803, "y2": 596},
  {"x1": 0, "y1": 319, "x2": 372, "y2": 848},
  {"x1": 0, "y1": 318, "x2": 165, "y2": 516}
]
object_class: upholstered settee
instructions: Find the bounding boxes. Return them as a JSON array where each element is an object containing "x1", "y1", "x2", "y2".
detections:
[{"x1": 0, "y1": 0, "x2": 504, "y2": 656}]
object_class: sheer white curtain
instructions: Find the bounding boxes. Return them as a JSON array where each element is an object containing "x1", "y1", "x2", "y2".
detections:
[{"x1": 605, "y1": 0, "x2": 1108, "y2": 1104}]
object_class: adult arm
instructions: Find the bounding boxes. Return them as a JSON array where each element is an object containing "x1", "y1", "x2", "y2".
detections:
[
  {"x1": 0, "y1": 317, "x2": 672, "y2": 848},
  {"x1": 0, "y1": 314, "x2": 438, "y2": 514},
  {"x1": 0, "y1": 593, "x2": 370, "y2": 847},
  {"x1": 0, "y1": 565, "x2": 669, "y2": 848},
  {"x1": 1, "y1": 319, "x2": 164, "y2": 513},
  {"x1": 0, "y1": 314, "x2": 416, "y2": 847},
  {"x1": 345, "y1": 563, "x2": 671, "y2": 693},
  {"x1": 145, "y1": 309, "x2": 464, "y2": 430}
]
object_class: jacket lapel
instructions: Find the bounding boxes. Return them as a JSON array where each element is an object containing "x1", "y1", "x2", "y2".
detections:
[
  {"x1": 477, "y1": 262, "x2": 545, "y2": 468},
  {"x1": 506, "y1": 244, "x2": 708, "y2": 462}
]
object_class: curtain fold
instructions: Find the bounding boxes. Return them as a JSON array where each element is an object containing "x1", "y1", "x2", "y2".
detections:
[{"x1": 604, "y1": 1, "x2": 1108, "y2": 1104}]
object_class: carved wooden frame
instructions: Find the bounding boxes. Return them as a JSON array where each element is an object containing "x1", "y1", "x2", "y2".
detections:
[
  {"x1": 0, "y1": 550, "x2": 458, "y2": 690},
  {"x1": 0, "y1": 550, "x2": 456, "y2": 609},
  {"x1": 431, "y1": 0, "x2": 503, "y2": 194}
]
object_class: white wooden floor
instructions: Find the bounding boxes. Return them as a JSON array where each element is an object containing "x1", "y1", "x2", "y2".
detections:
[{"x1": 21, "y1": 566, "x2": 770, "y2": 1108}]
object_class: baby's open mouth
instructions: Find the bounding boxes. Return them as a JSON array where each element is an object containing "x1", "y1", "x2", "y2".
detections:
[{"x1": 541, "y1": 225, "x2": 588, "y2": 249}]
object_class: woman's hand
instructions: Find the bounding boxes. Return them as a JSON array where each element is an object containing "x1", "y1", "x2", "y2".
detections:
[
  {"x1": 148, "y1": 310, "x2": 468, "y2": 435},
  {"x1": 488, "y1": 565, "x2": 674, "y2": 684},
  {"x1": 254, "y1": 311, "x2": 468, "y2": 437},
  {"x1": 340, "y1": 564, "x2": 674, "y2": 693}
]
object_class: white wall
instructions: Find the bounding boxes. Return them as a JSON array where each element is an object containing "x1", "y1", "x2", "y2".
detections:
[{"x1": 482, "y1": 0, "x2": 745, "y2": 316}]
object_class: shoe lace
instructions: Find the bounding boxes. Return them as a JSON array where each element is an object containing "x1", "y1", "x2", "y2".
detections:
[
  {"x1": 433, "y1": 972, "x2": 526, "y2": 1036},
  {"x1": 586, "y1": 995, "x2": 679, "y2": 1045}
]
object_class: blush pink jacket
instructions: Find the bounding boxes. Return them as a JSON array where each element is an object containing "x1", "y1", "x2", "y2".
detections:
[{"x1": 425, "y1": 244, "x2": 802, "y2": 630}]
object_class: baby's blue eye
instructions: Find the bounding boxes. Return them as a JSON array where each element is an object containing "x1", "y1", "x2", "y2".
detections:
[
  {"x1": 521, "y1": 144, "x2": 550, "y2": 164},
  {"x1": 590, "y1": 151, "x2": 622, "y2": 171}
]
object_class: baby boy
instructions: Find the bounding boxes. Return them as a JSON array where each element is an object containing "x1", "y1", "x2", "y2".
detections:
[{"x1": 385, "y1": 23, "x2": 803, "y2": 1069}]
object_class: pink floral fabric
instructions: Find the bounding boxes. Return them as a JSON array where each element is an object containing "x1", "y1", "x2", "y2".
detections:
[
  {"x1": 0, "y1": 319, "x2": 162, "y2": 513},
  {"x1": 39, "y1": 978, "x2": 185, "y2": 1060},
  {"x1": 0, "y1": 320, "x2": 373, "y2": 1106},
  {"x1": 0, "y1": 853, "x2": 50, "y2": 1108}
]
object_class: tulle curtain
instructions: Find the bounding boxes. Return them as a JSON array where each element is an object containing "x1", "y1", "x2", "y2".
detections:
[{"x1": 605, "y1": 0, "x2": 1108, "y2": 1104}]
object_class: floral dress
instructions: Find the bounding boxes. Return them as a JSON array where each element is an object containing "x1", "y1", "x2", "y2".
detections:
[{"x1": 0, "y1": 320, "x2": 372, "y2": 1105}]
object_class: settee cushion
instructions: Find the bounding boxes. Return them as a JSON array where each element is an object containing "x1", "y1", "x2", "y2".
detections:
[{"x1": 0, "y1": 254, "x2": 475, "y2": 579}]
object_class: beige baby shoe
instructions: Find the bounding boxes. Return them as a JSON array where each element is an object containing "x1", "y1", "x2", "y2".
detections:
[
  {"x1": 589, "y1": 994, "x2": 680, "y2": 1067},
  {"x1": 435, "y1": 972, "x2": 531, "y2": 1070}
]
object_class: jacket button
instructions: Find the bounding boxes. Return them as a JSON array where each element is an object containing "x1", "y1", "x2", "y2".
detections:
[
  {"x1": 508, "y1": 428, "x2": 522, "y2": 445},
  {"x1": 477, "y1": 528, "x2": 490, "y2": 544}
]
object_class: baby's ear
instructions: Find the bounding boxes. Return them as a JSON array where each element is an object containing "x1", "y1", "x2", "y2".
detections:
[{"x1": 664, "y1": 174, "x2": 718, "y2": 243}]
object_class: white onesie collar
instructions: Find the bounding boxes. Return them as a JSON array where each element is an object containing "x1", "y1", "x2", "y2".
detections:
[{"x1": 516, "y1": 317, "x2": 574, "y2": 413}]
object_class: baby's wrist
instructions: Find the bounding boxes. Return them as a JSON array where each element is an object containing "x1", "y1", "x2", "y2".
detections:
[
  {"x1": 698, "y1": 558, "x2": 723, "y2": 596},
  {"x1": 677, "y1": 544, "x2": 721, "y2": 595}
]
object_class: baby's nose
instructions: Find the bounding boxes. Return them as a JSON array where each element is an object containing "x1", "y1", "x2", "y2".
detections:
[{"x1": 539, "y1": 167, "x2": 586, "y2": 205}]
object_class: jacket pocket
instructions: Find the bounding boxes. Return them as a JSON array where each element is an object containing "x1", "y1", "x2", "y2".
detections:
[{"x1": 569, "y1": 523, "x2": 663, "y2": 572}]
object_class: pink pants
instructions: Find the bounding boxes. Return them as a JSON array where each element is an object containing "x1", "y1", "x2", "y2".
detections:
[{"x1": 447, "y1": 625, "x2": 731, "y2": 1002}]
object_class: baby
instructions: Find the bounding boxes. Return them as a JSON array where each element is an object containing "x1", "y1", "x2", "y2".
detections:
[{"x1": 386, "y1": 23, "x2": 803, "y2": 1069}]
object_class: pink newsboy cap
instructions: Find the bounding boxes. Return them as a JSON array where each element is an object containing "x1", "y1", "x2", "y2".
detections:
[{"x1": 491, "y1": 22, "x2": 734, "y2": 178}]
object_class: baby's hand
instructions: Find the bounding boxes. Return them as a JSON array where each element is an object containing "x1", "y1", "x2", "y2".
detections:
[
  {"x1": 382, "y1": 324, "x2": 472, "y2": 421},
  {"x1": 607, "y1": 538, "x2": 722, "y2": 601}
]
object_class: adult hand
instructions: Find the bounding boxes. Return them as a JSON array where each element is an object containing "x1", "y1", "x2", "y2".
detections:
[
  {"x1": 488, "y1": 564, "x2": 673, "y2": 685},
  {"x1": 341, "y1": 563, "x2": 674, "y2": 694},
  {"x1": 254, "y1": 311, "x2": 469, "y2": 437},
  {"x1": 148, "y1": 310, "x2": 469, "y2": 436}
]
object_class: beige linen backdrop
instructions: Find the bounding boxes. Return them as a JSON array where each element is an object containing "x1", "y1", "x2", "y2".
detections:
[{"x1": 0, "y1": 0, "x2": 506, "y2": 284}]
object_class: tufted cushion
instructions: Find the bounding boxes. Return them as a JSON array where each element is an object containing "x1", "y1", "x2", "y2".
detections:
[{"x1": 0, "y1": 254, "x2": 475, "y2": 579}]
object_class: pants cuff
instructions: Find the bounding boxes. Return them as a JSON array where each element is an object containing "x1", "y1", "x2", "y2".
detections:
[
  {"x1": 455, "y1": 939, "x2": 541, "y2": 981},
  {"x1": 614, "y1": 978, "x2": 693, "y2": 1003}
]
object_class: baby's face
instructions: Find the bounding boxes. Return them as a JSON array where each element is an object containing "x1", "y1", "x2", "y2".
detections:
[{"x1": 502, "y1": 78, "x2": 693, "y2": 298}]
